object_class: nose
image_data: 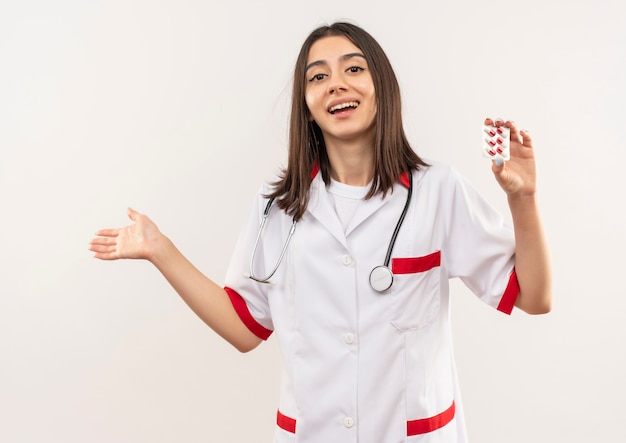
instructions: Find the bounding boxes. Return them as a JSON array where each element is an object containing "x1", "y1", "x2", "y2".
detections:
[{"x1": 328, "y1": 74, "x2": 348, "y2": 94}]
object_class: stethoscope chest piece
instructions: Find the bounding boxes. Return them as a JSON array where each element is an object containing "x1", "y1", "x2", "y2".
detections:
[
  {"x1": 369, "y1": 265, "x2": 393, "y2": 292},
  {"x1": 367, "y1": 171, "x2": 413, "y2": 293}
]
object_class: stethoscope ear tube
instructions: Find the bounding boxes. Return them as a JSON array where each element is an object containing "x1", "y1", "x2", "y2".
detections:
[{"x1": 249, "y1": 198, "x2": 297, "y2": 284}]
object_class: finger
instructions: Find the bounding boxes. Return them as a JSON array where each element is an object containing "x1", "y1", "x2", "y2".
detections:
[
  {"x1": 520, "y1": 129, "x2": 533, "y2": 148},
  {"x1": 505, "y1": 120, "x2": 522, "y2": 144},
  {"x1": 89, "y1": 243, "x2": 117, "y2": 256},
  {"x1": 92, "y1": 251, "x2": 118, "y2": 260},
  {"x1": 504, "y1": 120, "x2": 518, "y2": 132},
  {"x1": 89, "y1": 241, "x2": 118, "y2": 261},
  {"x1": 94, "y1": 228, "x2": 119, "y2": 237},
  {"x1": 90, "y1": 237, "x2": 116, "y2": 246},
  {"x1": 484, "y1": 117, "x2": 506, "y2": 126}
]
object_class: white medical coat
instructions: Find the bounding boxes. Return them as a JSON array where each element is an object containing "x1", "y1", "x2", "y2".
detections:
[{"x1": 224, "y1": 162, "x2": 519, "y2": 443}]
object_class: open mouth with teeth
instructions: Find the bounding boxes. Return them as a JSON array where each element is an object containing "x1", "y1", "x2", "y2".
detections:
[{"x1": 328, "y1": 101, "x2": 360, "y2": 114}]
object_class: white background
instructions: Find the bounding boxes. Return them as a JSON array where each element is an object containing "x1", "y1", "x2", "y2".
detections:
[{"x1": 1, "y1": 0, "x2": 625, "y2": 442}]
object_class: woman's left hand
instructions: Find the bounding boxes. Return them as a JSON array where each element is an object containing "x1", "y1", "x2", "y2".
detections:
[{"x1": 486, "y1": 118, "x2": 536, "y2": 198}]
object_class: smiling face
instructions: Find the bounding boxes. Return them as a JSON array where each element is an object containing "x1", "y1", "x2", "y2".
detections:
[{"x1": 304, "y1": 35, "x2": 377, "y2": 148}]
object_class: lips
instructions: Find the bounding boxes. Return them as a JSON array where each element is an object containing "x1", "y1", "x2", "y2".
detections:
[{"x1": 328, "y1": 101, "x2": 360, "y2": 114}]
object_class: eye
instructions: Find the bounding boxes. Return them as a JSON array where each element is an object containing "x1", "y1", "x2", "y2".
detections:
[
  {"x1": 308, "y1": 73, "x2": 327, "y2": 82},
  {"x1": 347, "y1": 66, "x2": 364, "y2": 73}
]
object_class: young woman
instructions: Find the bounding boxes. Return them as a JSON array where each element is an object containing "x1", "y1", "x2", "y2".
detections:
[{"x1": 90, "y1": 22, "x2": 551, "y2": 443}]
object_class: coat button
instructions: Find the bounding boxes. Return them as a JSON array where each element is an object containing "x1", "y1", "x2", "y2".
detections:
[
  {"x1": 343, "y1": 416, "x2": 354, "y2": 428},
  {"x1": 344, "y1": 333, "x2": 356, "y2": 344},
  {"x1": 341, "y1": 255, "x2": 352, "y2": 266}
]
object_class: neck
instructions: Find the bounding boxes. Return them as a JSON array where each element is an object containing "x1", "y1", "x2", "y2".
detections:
[{"x1": 325, "y1": 138, "x2": 375, "y2": 187}]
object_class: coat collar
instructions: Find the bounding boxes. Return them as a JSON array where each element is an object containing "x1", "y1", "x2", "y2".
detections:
[{"x1": 305, "y1": 167, "x2": 411, "y2": 245}]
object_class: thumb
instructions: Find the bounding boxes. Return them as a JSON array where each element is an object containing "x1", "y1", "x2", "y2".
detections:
[
  {"x1": 492, "y1": 156, "x2": 504, "y2": 171},
  {"x1": 491, "y1": 157, "x2": 507, "y2": 184},
  {"x1": 127, "y1": 207, "x2": 139, "y2": 222}
]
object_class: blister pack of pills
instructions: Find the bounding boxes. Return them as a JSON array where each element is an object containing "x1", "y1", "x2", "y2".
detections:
[{"x1": 482, "y1": 125, "x2": 510, "y2": 161}]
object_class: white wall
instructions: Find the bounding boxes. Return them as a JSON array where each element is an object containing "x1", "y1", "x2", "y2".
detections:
[{"x1": 1, "y1": 0, "x2": 624, "y2": 441}]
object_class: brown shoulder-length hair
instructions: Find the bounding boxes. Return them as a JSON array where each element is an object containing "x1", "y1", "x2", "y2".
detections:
[{"x1": 267, "y1": 22, "x2": 428, "y2": 221}]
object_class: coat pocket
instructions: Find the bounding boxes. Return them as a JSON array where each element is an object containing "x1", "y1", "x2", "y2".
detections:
[
  {"x1": 407, "y1": 401, "x2": 456, "y2": 440},
  {"x1": 389, "y1": 251, "x2": 441, "y2": 331}
]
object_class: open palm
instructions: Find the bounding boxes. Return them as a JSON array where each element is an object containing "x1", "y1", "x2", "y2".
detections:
[{"x1": 89, "y1": 208, "x2": 162, "y2": 261}]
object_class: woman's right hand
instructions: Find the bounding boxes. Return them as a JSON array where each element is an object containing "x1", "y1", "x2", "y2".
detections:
[
  {"x1": 89, "y1": 208, "x2": 163, "y2": 261},
  {"x1": 89, "y1": 207, "x2": 264, "y2": 352}
]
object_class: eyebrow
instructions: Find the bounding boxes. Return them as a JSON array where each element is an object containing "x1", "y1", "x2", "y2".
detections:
[{"x1": 305, "y1": 52, "x2": 366, "y2": 73}]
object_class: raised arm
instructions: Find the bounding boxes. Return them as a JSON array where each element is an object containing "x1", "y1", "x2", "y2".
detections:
[
  {"x1": 89, "y1": 208, "x2": 263, "y2": 352},
  {"x1": 486, "y1": 118, "x2": 552, "y2": 314}
]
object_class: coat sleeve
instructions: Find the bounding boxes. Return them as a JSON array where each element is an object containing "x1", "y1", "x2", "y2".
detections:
[
  {"x1": 444, "y1": 166, "x2": 519, "y2": 314},
  {"x1": 223, "y1": 188, "x2": 274, "y2": 339}
]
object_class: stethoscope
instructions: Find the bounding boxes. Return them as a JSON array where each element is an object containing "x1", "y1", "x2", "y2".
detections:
[{"x1": 249, "y1": 172, "x2": 412, "y2": 292}]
